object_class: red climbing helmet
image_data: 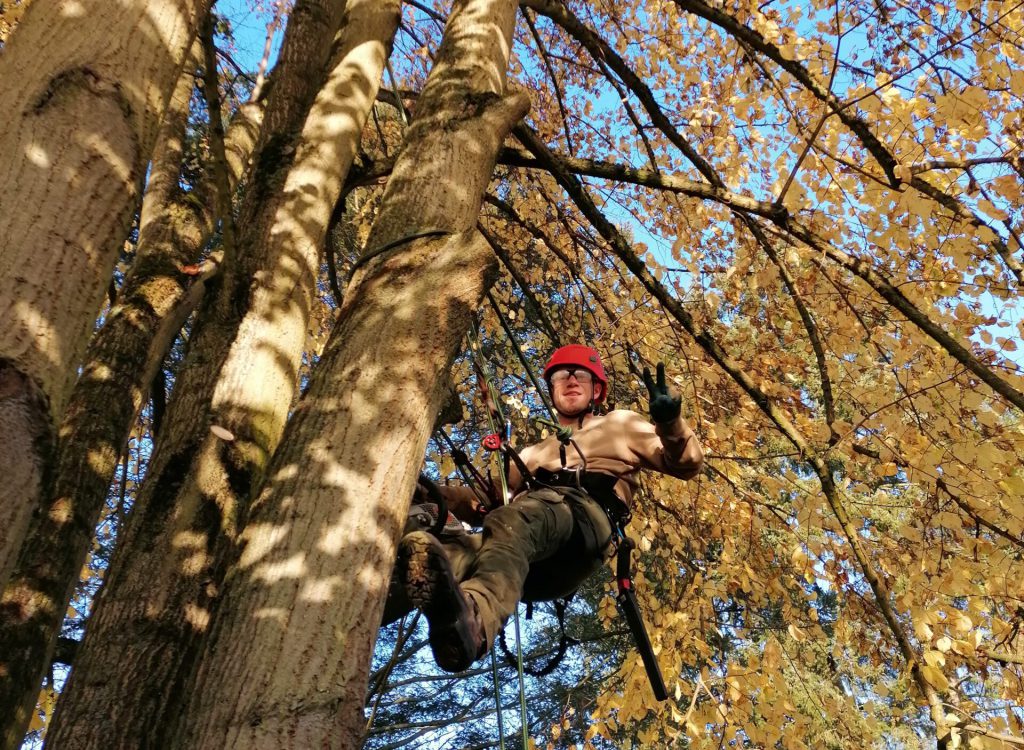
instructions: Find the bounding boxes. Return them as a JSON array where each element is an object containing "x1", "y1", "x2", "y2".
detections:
[{"x1": 543, "y1": 345, "x2": 608, "y2": 404}]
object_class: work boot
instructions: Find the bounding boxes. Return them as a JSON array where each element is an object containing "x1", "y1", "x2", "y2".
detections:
[{"x1": 397, "y1": 531, "x2": 484, "y2": 672}]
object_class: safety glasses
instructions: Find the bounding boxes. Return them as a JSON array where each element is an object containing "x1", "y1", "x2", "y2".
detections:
[{"x1": 549, "y1": 368, "x2": 594, "y2": 384}]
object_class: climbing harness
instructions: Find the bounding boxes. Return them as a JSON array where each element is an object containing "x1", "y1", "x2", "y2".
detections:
[{"x1": 523, "y1": 466, "x2": 669, "y2": 702}]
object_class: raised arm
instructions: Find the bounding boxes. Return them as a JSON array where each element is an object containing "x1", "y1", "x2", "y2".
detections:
[{"x1": 638, "y1": 363, "x2": 703, "y2": 479}]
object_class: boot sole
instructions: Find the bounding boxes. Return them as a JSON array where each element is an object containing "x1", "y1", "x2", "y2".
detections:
[{"x1": 398, "y1": 531, "x2": 480, "y2": 672}]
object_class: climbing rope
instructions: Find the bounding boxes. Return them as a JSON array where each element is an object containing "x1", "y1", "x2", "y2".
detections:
[
  {"x1": 489, "y1": 650, "x2": 507, "y2": 750},
  {"x1": 484, "y1": 289, "x2": 559, "y2": 420},
  {"x1": 468, "y1": 324, "x2": 531, "y2": 750}
]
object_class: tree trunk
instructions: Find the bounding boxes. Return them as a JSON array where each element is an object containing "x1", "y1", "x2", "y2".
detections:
[
  {"x1": 205, "y1": 0, "x2": 403, "y2": 498},
  {"x1": 43, "y1": 2, "x2": 400, "y2": 747},
  {"x1": 0, "y1": 0, "x2": 212, "y2": 595},
  {"x1": 0, "y1": 49, "x2": 206, "y2": 750},
  {"x1": 0, "y1": 41, "x2": 274, "y2": 750},
  {"x1": 174, "y1": 1, "x2": 528, "y2": 747}
]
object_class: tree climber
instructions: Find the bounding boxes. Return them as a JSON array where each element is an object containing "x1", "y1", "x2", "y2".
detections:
[{"x1": 394, "y1": 345, "x2": 704, "y2": 673}]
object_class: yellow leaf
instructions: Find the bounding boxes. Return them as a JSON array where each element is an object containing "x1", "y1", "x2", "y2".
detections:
[
  {"x1": 951, "y1": 639, "x2": 975, "y2": 657},
  {"x1": 924, "y1": 649, "x2": 946, "y2": 667},
  {"x1": 921, "y1": 664, "x2": 950, "y2": 691},
  {"x1": 1010, "y1": 70, "x2": 1024, "y2": 96},
  {"x1": 998, "y1": 476, "x2": 1024, "y2": 495},
  {"x1": 874, "y1": 462, "x2": 898, "y2": 477},
  {"x1": 977, "y1": 198, "x2": 1008, "y2": 222},
  {"x1": 954, "y1": 613, "x2": 973, "y2": 634},
  {"x1": 914, "y1": 618, "x2": 933, "y2": 641}
]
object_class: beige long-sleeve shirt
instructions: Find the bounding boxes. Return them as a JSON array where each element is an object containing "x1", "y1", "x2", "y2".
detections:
[{"x1": 442, "y1": 410, "x2": 703, "y2": 520}]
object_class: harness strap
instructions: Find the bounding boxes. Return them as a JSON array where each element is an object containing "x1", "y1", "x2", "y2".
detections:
[
  {"x1": 531, "y1": 467, "x2": 630, "y2": 528},
  {"x1": 503, "y1": 441, "x2": 533, "y2": 491}
]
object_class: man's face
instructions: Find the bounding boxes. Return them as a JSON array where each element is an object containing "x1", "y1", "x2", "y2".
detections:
[{"x1": 550, "y1": 367, "x2": 599, "y2": 415}]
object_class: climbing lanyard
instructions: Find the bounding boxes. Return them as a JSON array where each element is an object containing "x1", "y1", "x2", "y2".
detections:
[
  {"x1": 615, "y1": 532, "x2": 669, "y2": 701},
  {"x1": 498, "y1": 599, "x2": 574, "y2": 677}
]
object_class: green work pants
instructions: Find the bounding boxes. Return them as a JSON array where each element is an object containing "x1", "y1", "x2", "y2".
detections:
[
  {"x1": 383, "y1": 488, "x2": 614, "y2": 646},
  {"x1": 463, "y1": 487, "x2": 613, "y2": 646}
]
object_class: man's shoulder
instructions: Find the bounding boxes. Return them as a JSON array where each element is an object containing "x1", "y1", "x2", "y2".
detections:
[
  {"x1": 601, "y1": 409, "x2": 646, "y2": 423},
  {"x1": 590, "y1": 409, "x2": 650, "y2": 433}
]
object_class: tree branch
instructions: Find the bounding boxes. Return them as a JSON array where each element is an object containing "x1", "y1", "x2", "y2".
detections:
[
  {"x1": 514, "y1": 121, "x2": 951, "y2": 744},
  {"x1": 520, "y1": 0, "x2": 722, "y2": 187},
  {"x1": 200, "y1": 16, "x2": 240, "y2": 315},
  {"x1": 522, "y1": 7, "x2": 575, "y2": 154},
  {"x1": 779, "y1": 216, "x2": 1024, "y2": 414},
  {"x1": 671, "y1": 0, "x2": 1024, "y2": 287},
  {"x1": 937, "y1": 477, "x2": 1024, "y2": 550},
  {"x1": 979, "y1": 649, "x2": 1024, "y2": 666}
]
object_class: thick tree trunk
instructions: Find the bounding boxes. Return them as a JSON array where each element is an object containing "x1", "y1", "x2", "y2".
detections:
[
  {"x1": 0, "y1": 0, "x2": 212, "y2": 595},
  {"x1": 174, "y1": 2, "x2": 528, "y2": 747},
  {"x1": 44, "y1": 2, "x2": 400, "y2": 747},
  {"x1": 205, "y1": 0, "x2": 402, "y2": 495},
  {"x1": 0, "y1": 49, "x2": 271, "y2": 750},
  {"x1": 0, "y1": 51, "x2": 206, "y2": 750}
]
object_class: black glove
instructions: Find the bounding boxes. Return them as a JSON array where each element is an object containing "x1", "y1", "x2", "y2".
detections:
[{"x1": 643, "y1": 362, "x2": 682, "y2": 424}]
